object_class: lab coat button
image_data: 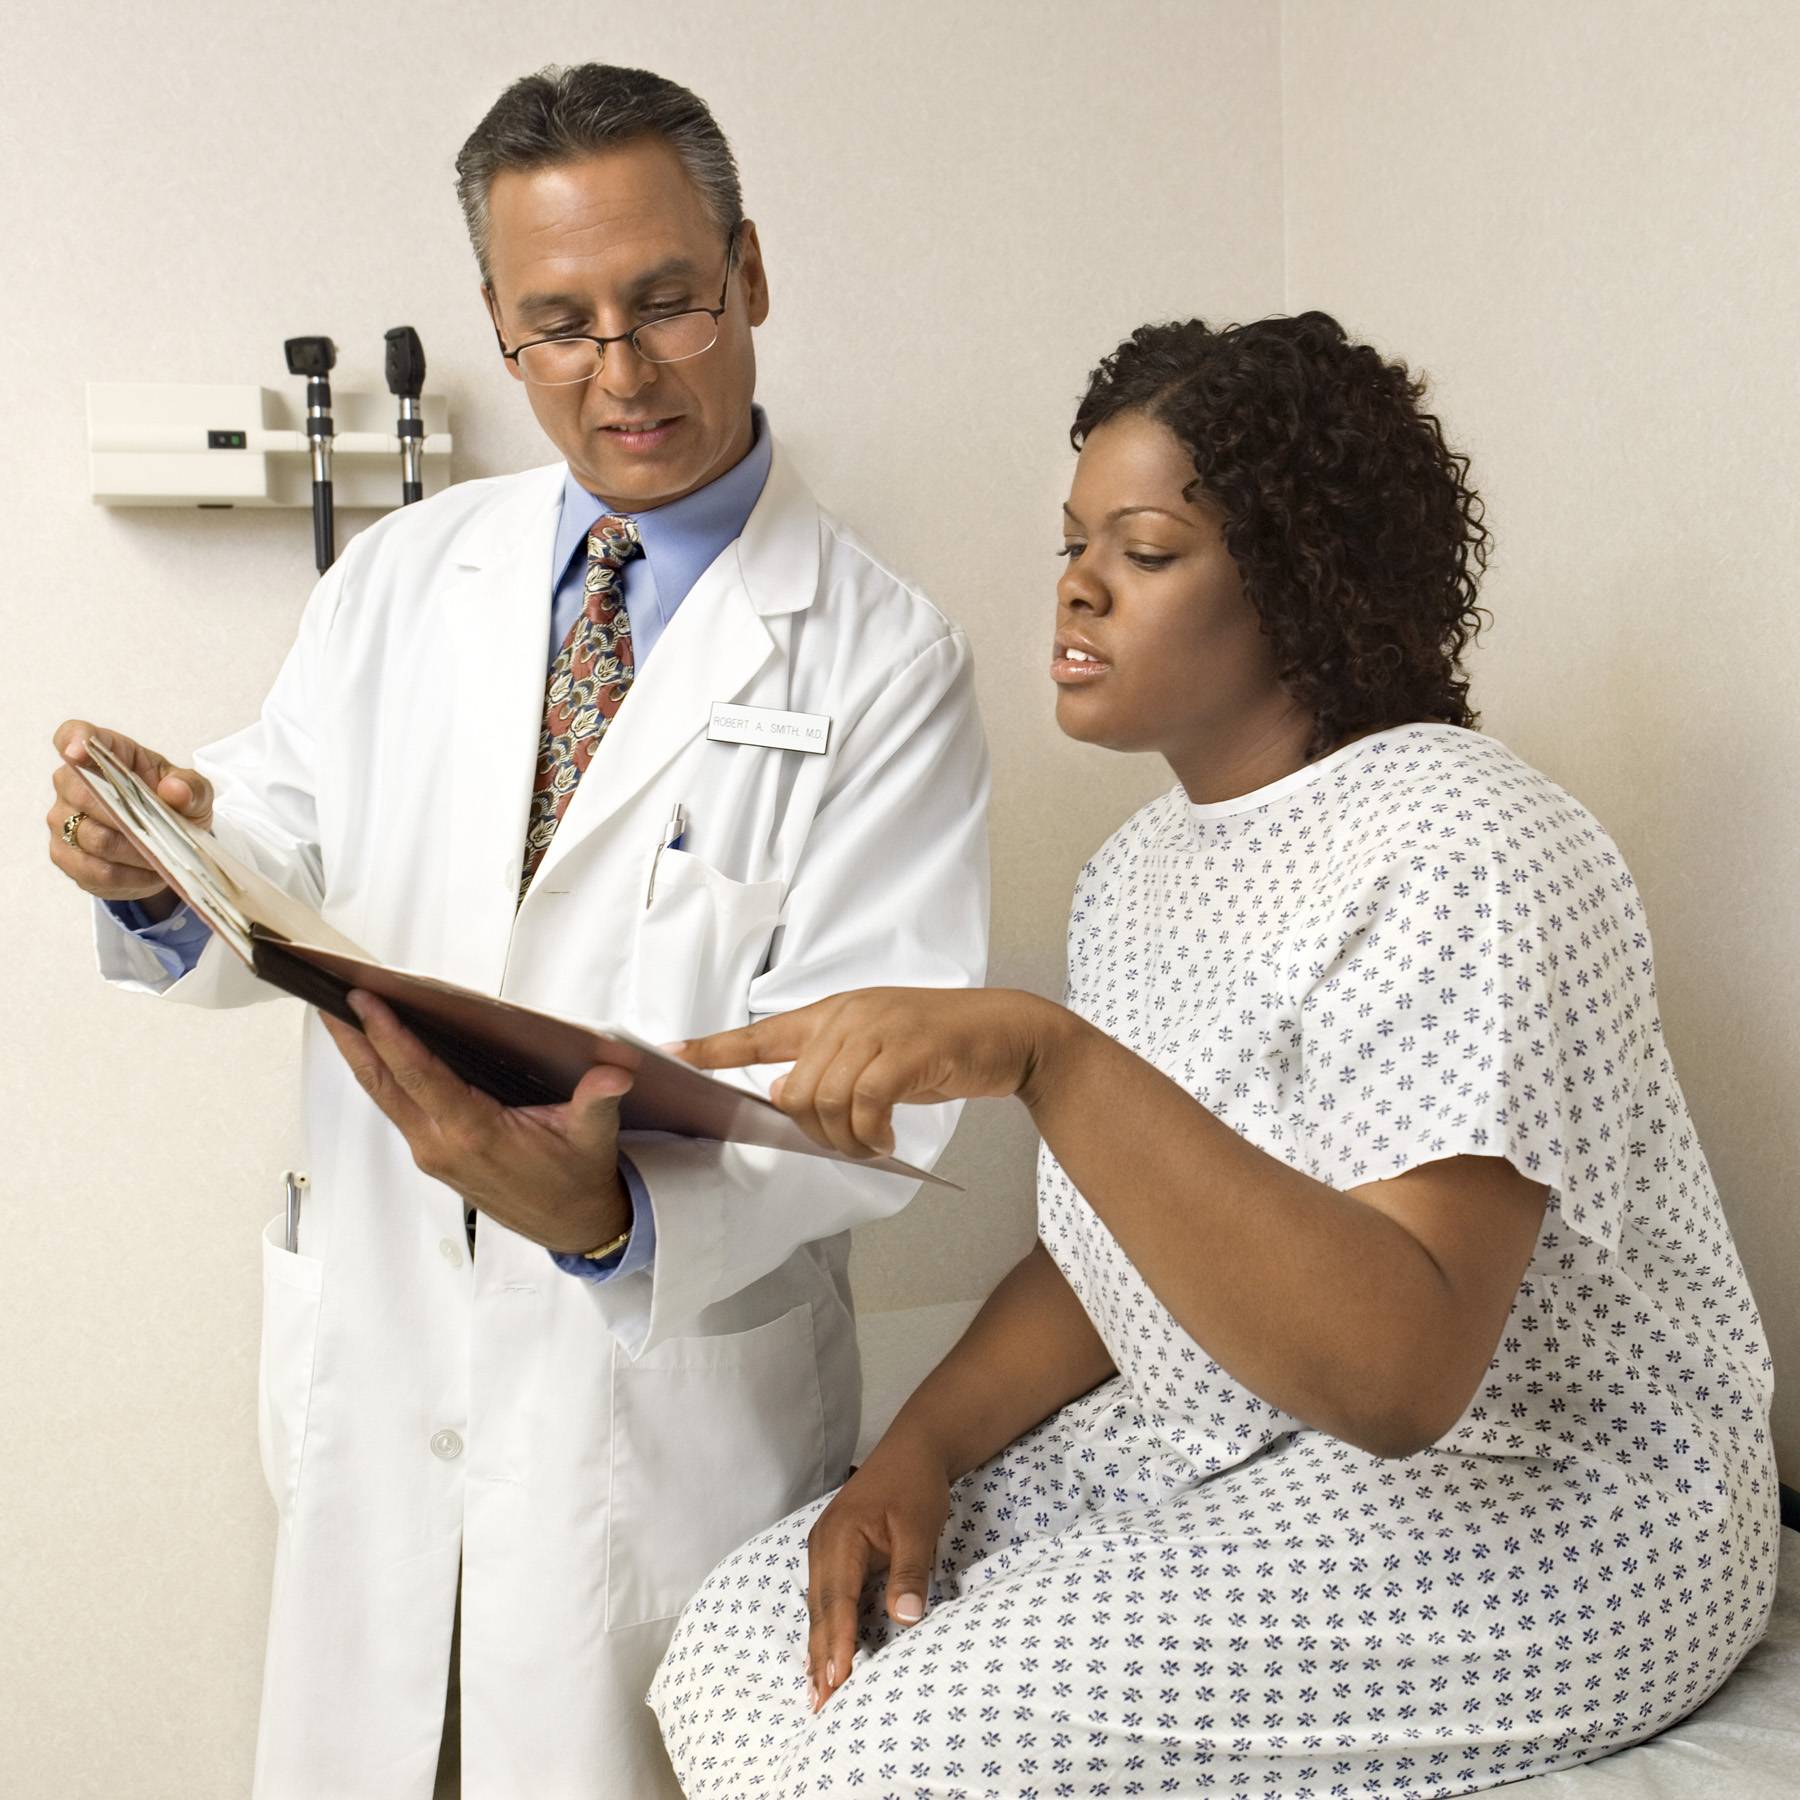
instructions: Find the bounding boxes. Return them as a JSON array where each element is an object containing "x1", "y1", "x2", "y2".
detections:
[
  {"x1": 438, "y1": 1237, "x2": 463, "y2": 1267},
  {"x1": 430, "y1": 1429, "x2": 464, "y2": 1461}
]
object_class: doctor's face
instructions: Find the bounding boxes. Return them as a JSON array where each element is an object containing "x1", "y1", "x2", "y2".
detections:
[
  {"x1": 482, "y1": 138, "x2": 768, "y2": 510},
  {"x1": 1052, "y1": 412, "x2": 1306, "y2": 792}
]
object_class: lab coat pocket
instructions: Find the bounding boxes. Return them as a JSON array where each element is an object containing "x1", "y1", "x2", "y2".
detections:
[
  {"x1": 257, "y1": 1214, "x2": 323, "y2": 1523},
  {"x1": 607, "y1": 1302, "x2": 826, "y2": 1629},
  {"x1": 631, "y1": 848, "x2": 784, "y2": 1042}
]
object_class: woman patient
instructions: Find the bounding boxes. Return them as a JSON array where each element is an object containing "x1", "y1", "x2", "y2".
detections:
[{"x1": 650, "y1": 313, "x2": 1778, "y2": 1797}]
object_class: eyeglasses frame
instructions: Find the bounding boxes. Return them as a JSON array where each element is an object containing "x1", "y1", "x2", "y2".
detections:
[{"x1": 493, "y1": 227, "x2": 743, "y2": 385}]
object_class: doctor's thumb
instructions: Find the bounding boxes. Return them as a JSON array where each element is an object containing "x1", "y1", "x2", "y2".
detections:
[
  {"x1": 566, "y1": 1064, "x2": 635, "y2": 1154},
  {"x1": 159, "y1": 767, "x2": 214, "y2": 822},
  {"x1": 570, "y1": 1063, "x2": 635, "y2": 1110}
]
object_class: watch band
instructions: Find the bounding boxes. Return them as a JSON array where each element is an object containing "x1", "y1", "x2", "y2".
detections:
[{"x1": 578, "y1": 1227, "x2": 632, "y2": 1263}]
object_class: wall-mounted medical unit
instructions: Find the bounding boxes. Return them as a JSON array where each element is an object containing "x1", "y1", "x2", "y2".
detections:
[{"x1": 86, "y1": 383, "x2": 454, "y2": 507}]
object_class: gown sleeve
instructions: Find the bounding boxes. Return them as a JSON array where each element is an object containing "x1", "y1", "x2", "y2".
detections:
[{"x1": 1295, "y1": 778, "x2": 1661, "y2": 1255}]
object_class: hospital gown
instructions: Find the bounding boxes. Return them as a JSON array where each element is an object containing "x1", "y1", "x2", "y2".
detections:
[{"x1": 651, "y1": 724, "x2": 1778, "y2": 1798}]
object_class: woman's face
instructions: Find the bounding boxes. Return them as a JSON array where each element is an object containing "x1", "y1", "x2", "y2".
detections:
[{"x1": 1052, "y1": 411, "x2": 1300, "y2": 786}]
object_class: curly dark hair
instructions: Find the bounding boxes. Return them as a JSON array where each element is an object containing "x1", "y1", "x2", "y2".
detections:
[{"x1": 1071, "y1": 312, "x2": 1489, "y2": 755}]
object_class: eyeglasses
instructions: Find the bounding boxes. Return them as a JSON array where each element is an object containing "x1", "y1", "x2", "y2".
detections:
[{"x1": 497, "y1": 233, "x2": 740, "y2": 387}]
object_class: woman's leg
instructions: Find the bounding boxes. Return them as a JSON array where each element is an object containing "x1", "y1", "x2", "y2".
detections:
[
  {"x1": 651, "y1": 1376, "x2": 1193, "y2": 1794},
  {"x1": 667, "y1": 1430, "x2": 1749, "y2": 1798}
]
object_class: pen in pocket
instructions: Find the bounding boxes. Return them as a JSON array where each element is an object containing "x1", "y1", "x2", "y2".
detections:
[
  {"x1": 284, "y1": 1171, "x2": 309, "y2": 1254},
  {"x1": 645, "y1": 803, "x2": 687, "y2": 909}
]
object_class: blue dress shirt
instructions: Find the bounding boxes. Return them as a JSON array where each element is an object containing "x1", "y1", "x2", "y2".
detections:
[{"x1": 110, "y1": 411, "x2": 773, "y2": 1284}]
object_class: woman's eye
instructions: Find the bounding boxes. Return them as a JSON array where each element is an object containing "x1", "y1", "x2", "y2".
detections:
[
  {"x1": 1127, "y1": 552, "x2": 1175, "y2": 570},
  {"x1": 1055, "y1": 543, "x2": 1085, "y2": 560}
]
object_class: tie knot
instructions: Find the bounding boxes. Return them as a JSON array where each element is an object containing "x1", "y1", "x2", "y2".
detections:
[
  {"x1": 587, "y1": 513, "x2": 641, "y2": 572},
  {"x1": 583, "y1": 514, "x2": 642, "y2": 617}
]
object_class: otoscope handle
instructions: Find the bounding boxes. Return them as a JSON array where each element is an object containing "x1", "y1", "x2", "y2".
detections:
[
  {"x1": 386, "y1": 330, "x2": 428, "y2": 506},
  {"x1": 397, "y1": 407, "x2": 425, "y2": 505},
  {"x1": 311, "y1": 480, "x2": 335, "y2": 574}
]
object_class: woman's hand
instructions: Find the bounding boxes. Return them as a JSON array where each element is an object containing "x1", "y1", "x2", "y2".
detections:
[
  {"x1": 803, "y1": 1424, "x2": 952, "y2": 1712},
  {"x1": 674, "y1": 987, "x2": 1066, "y2": 1159}
]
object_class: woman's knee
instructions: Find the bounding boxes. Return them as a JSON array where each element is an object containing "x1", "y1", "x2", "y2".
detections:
[{"x1": 658, "y1": 1489, "x2": 835, "y2": 1705}]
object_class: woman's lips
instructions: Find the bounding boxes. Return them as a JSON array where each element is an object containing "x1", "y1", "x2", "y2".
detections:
[{"x1": 1050, "y1": 645, "x2": 1110, "y2": 683}]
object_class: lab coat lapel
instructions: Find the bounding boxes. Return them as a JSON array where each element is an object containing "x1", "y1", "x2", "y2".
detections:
[
  {"x1": 442, "y1": 465, "x2": 565, "y2": 985},
  {"x1": 523, "y1": 440, "x2": 822, "y2": 894}
]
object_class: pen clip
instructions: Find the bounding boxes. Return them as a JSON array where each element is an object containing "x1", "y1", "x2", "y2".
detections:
[
  {"x1": 645, "y1": 804, "x2": 687, "y2": 910},
  {"x1": 284, "y1": 1170, "x2": 309, "y2": 1255}
]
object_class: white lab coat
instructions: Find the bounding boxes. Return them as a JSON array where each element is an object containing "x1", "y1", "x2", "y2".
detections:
[{"x1": 97, "y1": 440, "x2": 991, "y2": 1799}]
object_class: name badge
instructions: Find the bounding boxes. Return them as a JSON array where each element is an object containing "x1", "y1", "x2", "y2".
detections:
[{"x1": 707, "y1": 702, "x2": 832, "y2": 755}]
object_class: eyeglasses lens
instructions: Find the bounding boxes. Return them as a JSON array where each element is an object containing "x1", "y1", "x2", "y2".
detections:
[{"x1": 516, "y1": 313, "x2": 721, "y2": 386}]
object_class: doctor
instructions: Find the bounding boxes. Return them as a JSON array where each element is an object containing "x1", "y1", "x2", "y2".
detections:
[{"x1": 46, "y1": 63, "x2": 989, "y2": 1800}]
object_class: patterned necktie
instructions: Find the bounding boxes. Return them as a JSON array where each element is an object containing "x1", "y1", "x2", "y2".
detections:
[{"x1": 519, "y1": 514, "x2": 643, "y2": 900}]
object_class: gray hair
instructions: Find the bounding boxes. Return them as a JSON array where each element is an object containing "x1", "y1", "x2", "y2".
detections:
[{"x1": 455, "y1": 64, "x2": 744, "y2": 284}]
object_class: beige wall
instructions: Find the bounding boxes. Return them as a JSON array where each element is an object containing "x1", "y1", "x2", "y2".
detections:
[
  {"x1": 0, "y1": 2, "x2": 1282, "y2": 1793},
  {"x1": 1281, "y1": 0, "x2": 1800, "y2": 1481}
]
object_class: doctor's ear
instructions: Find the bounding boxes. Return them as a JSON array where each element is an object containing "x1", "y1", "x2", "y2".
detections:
[{"x1": 736, "y1": 222, "x2": 770, "y2": 328}]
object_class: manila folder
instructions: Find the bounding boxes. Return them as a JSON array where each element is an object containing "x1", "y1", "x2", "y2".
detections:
[{"x1": 81, "y1": 738, "x2": 951, "y2": 1187}]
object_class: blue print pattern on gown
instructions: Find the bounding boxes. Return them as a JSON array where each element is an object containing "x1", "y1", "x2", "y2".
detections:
[{"x1": 649, "y1": 725, "x2": 1779, "y2": 1799}]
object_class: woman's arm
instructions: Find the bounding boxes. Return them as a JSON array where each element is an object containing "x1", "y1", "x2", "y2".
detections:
[
  {"x1": 1022, "y1": 1006, "x2": 1545, "y2": 1457},
  {"x1": 801, "y1": 1239, "x2": 1113, "y2": 1711},
  {"x1": 880, "y1": 1237, "x2": 1115, "y2": 1484},
  {"x1": 679, "y1": 988, "x2": 1545, "y2": 1461}
]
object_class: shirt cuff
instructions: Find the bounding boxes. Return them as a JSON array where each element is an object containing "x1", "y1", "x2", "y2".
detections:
[
  {"x1": 549, "y1": 1156, "x2": 657, "y2": 1283},
  {"x1": 104, "y1": 899, "x2": 213, "y2": 981}
]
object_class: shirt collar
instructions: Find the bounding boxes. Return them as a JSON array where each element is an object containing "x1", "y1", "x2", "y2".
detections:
[{"x1": 552, "y1": 406, "x2": 773, "y2": 607}]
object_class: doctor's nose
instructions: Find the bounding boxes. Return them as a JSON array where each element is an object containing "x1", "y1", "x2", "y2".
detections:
[{"x1": 591, "y1": 338, "x2": 657, "y2": 403}]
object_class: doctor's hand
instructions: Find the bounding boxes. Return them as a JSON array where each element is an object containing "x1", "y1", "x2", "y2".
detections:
[
  {"x1": 48, "y1": 720, "x2": 213, "y2": 907},
  {"x1": 321, "y1": 992, "x2": 635, "y2": 1255},
  {"x1": 674, "y1": 986, "x2": 1064, "y2": 1160}
]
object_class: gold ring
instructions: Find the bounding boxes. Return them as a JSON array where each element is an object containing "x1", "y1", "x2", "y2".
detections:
[{"x1": 61, "y1": 810, "x2": 87, "y2": 846}]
